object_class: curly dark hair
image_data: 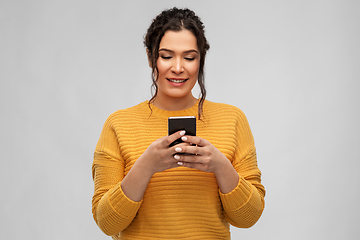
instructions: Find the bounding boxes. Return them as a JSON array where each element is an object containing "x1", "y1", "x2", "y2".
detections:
[{"x1": 144, "y1": 7, "x2": 210, "y2": 119}]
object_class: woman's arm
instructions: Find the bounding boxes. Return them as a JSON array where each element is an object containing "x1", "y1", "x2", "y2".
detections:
[
  {"x1": 92, "y1": 118, "x2": 187, "y2": 235},
  {"x1": 92, "y1": 116, "x2": 142, "y2": 236},
  {"x1": 219, "y1": 110, "x2": 265, "y2": 228},
  {"x1": 220, "y1": 147, "x2": 265, "y2": 228},
  {"x1": 174, "y1": 110, "x2": 265, "y2": 228}
]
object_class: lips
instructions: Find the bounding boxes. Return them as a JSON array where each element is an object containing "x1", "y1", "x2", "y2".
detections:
[{"x1": 167, "y1": 78, "x2": 188, "y2": 83}]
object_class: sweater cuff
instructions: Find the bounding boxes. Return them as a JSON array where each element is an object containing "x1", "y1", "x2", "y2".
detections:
[
  {"x1": 219, "y1": 174, "x2": 253, "y2": 210},
  {"x1": 108, "y1": 182, "x2": 143, "y2": 217}
]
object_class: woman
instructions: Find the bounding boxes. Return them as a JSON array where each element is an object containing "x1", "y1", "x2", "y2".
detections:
[{"x1": 92, "y1": 7, "x2": 265, "y2": 240}]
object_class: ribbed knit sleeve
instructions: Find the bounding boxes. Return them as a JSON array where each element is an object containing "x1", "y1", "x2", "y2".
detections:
[
  {"x1": 219, "y1": 108, "x2": 265, "y2": 228},
  {"x1": 92, "y1": 114, "x2": 142, "y2": 236}
]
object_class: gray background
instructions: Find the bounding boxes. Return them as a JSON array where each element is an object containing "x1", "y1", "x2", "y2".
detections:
[{"x1": 1, "y1": 0, "x2": 359, "y2": 239}]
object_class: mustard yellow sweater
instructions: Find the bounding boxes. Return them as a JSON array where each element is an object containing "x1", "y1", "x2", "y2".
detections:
[{"x1": 92, "y1": 100, "x2": 265, "y2": 240}]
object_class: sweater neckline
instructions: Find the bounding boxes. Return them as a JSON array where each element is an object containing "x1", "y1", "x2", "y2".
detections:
[{"x1": 144, "y1": 100, "x2": 200, "y2": 120}]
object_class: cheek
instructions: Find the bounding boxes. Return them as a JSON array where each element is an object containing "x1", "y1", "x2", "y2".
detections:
[
  {"x1": 188, "y1": 63, "x2": 200, "y2": 78},
  {"x1": 156, "y1": 59, "x2": 170, "y2": 77}
]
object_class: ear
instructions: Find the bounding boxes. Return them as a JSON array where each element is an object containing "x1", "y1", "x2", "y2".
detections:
[{"x1": 146, "y1": 49, "x2": 152, "y2": 68}]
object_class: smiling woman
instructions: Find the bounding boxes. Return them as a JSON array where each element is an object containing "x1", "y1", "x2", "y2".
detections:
[
  {"x1": 92, "y1": 7, "x2": 265, "y2": 240},
  {"x1": 144, "y1": 7, "x2": 210, "y2": 119},
  {"x1": 154, "y1": 30, "x2": 200, "y2": 111}
]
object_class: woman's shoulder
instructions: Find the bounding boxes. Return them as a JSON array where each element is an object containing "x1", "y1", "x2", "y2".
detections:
[
  {"x1": 203, "y1": 100, "x2": 246, "y2": 118},
  {"x1": 203, "y1": 100, "x2": 251, "y2": 129},
  {"x1": 106, "y1": 101, "x2": 149, "y2": 123}
]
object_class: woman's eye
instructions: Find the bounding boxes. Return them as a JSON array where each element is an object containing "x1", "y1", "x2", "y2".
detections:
[
  {"x1": 161, "y1": 56, "x2": 172, "y2": 60},
  {"x1": 185, "y1": 57, "x2": 195, "y2": 61}
]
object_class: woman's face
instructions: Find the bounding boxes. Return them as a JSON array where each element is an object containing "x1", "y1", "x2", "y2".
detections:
[{"x1": 155, "y1": 29, "x2": 200, "y2": 103}]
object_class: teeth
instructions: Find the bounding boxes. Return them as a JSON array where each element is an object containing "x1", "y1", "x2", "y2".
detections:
[{"x1": 168, "y1": 79, "x2": 186, "y2": 83}]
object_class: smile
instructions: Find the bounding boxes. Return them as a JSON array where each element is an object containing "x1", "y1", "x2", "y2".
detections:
[{"x1": 167, "y1": 78, "x2": 188, "y2": 83}]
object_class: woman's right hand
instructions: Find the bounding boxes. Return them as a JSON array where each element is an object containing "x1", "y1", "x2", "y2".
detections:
[
  {"x1": 139, "y1": 130, "x2": 187, "y2": 175},
  {"x1": 120, "y1": 130, "x2": 187, "y2": 202}
]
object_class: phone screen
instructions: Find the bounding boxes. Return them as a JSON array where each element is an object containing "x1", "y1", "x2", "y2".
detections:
[{"x1": 168, "y1": 116, "x2": 196, "y2": 147}]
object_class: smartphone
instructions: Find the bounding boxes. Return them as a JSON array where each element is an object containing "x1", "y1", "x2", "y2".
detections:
[{"x1": 168, "y1": 116, "x2": 196, "y2": 147}]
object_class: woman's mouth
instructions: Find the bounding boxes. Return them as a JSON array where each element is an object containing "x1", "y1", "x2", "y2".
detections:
[{"x1": 167, "y1": 78, "x2": 188, "y2": 83}]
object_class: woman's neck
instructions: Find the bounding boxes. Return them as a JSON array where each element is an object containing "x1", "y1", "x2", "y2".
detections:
[{"x1": 152, "y1": 94, "x2": 198, "y2": 111}]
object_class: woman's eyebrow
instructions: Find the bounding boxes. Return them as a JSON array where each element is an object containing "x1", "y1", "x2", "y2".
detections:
[{"x1": 159, "y1": 48, "x2": 199, "y2": 54}]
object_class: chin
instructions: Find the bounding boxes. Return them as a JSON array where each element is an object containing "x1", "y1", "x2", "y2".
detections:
[{"x1": 166, "y1": 91, "x2": 193, "y2": 99}]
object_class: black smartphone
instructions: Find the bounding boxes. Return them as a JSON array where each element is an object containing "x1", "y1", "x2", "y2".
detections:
[{"x1": 168, "y1": 116, "x2": 196, "y2": 147}]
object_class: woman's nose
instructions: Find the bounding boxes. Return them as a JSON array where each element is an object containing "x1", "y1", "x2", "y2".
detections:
[{"x1": 171, "y1": 59, "x2": 184, "y2": 74}]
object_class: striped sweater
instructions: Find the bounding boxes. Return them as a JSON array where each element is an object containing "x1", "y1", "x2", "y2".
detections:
[{"x1": 92, "y1": 100, "x2": 265, "y2": 239}]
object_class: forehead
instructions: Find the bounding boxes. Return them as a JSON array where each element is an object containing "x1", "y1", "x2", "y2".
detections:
[{"x1": 159, "y1": 30, "x2": 198, "y2": 51}]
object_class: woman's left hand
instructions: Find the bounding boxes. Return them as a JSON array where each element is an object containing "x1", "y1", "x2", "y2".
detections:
[
  {"x1": 173, "y1": 135, "x2": 228, "y2": 174},
  {"x1": 174, "y1": 135, "x2": 240, "y2": 194}
]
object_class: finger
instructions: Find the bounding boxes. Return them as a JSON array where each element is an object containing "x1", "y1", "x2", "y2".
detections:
[
  {"x1": 174, "y1": 153, "x2": 199, "y2": 163},
  {"x1": 171, "y1": 142, "x2": 191, "y2": 153},
  {"x1": 176, "y1": 145, "x2": 203, "y2": 156},
  {"x1": 163, "y1": 130, "x2": 186, "y2": 147},
  {"x1": 180, "y1": 135, "x2": 207, "y2": 147},
  {"x1": 177, "y1": 161, "x2": 203, "y2": 169}
]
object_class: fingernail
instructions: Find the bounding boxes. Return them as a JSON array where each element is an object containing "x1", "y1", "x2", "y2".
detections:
[
  {"x1": 177, "y1": 162, "x2": 184, "y2": 166},
  {"x1": 174, "y1": 155, "x2": 180, "y2": 160},
  {"x1": 180, "y1": 130, "x2": 186, "y2": 136},
  {"x1": 181, "y1": 136, "x2": 187, "y2": 141},
  {"x1": 175, "y1": 147, "x2": 182, "y2": 152}
]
